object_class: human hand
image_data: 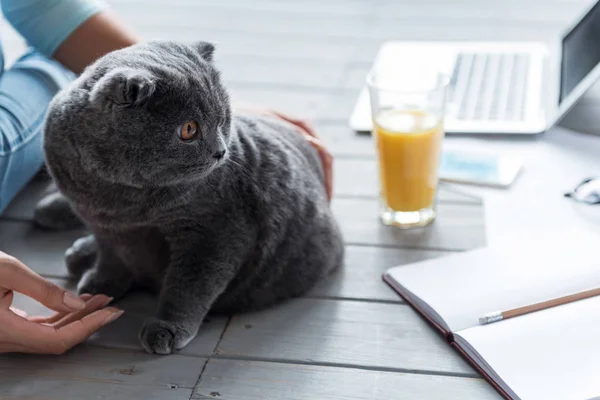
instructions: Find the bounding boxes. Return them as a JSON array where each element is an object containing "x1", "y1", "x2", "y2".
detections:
[
  {"x1": 0, "y1": 252, "x2": 123, "y2": 355},
  {"x1": 233, "y1": 103, "x2": 333, "y2": 202}
]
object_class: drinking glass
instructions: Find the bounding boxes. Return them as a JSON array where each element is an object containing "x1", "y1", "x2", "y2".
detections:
[{"x1": 367, "y1": 70, "x2": 448, "y2": 228}]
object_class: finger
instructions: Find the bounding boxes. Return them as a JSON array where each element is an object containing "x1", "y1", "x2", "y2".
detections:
[
  {"x1": 26, "y1": 294, "x2": 95, "y2": 324},
  {"x1": 324, "y1": 154, "x2": 333, "y2": 202},
  {"x1": 2, "y1": 306, "x2": 122, "y2": 355},
  {"x1": 30, "y1": 294, "x2": 95, "y2": 324},
  {"x1": 0, "y1": 289, "x2": 13, "y2": 309},
  {"x1": 293, "y1": 120, "x2": 318, "y2": 139},
  {"x1": 28, "y1": 313, "x2": 66, "y2": 324},
  {"x1": 271, "y1": 111, "x2": 318, "y2": 138},
  {"x1": 53, "y1": 295, "x2": 113, "y2": 329},
  {"x1": 305, "y1": 137, "x2": 334, "y2": 202},
  {"x1": 230, "y1": 110, "x2": 332, "y2": 200},
  {"x1": 0, "y1": 309, "x2": 66, "y2": 354},
  {"x1": 53, "y1": 307, "x2": 124, "y2": 354},
  {"x1": 0, "y1": 257, "x2": 86, "y2": 313},
  {"x1": 0, "y1": 342, "x2": 30, "y2": 354},
  {"x1": 321, "y1": 151, "x2": 333, "y2": 202},
  {"x1": 9, "y1": 307, "x2": 28, "y2": 318}
]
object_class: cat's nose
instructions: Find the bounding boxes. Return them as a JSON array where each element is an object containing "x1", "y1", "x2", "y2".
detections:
[{"x1": 213, "y1": 149, "x2": 226, "y2": 160}]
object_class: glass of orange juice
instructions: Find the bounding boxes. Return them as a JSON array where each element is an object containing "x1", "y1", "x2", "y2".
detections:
[{"x1": 367, "y1": 69, "x2": 448, "y2": 229}]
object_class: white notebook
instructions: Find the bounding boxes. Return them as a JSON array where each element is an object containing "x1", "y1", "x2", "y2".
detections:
[{"x1": 383, "y1": 232, "x2": 600, "y2": 400}]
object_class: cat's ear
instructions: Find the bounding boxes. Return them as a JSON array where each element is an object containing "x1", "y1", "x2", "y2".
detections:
[
  {"x1": 89, "y1": 68, "x2": 156, "y2": 108},
  {"x1": 192, "y1": 41, "x2": 215, "y2": 62}
]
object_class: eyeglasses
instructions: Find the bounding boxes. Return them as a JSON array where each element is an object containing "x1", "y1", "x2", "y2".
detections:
[{"x1": 565, "y1": 177, "x2": 600, "y2": 205}]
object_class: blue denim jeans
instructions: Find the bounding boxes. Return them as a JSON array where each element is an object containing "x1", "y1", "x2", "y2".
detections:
[{"x1": 0, "y1": 44, "x2": 74, "y2": 213}]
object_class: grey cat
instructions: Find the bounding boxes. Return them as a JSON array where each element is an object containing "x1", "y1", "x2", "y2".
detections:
[{"x1": 40, "y1": 40, "x2": 344, "y2": 355}]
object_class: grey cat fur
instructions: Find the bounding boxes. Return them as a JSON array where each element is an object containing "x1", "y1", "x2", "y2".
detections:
[{"x1": 41, "y1": 40, "x2": 344, "y2": 355}]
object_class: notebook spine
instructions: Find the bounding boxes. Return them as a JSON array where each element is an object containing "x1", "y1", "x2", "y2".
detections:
[
  {"x1": 450, "y1": 342, "x2": 514, "y2": 400},
  {"x1": 382, "y1": 273, "x2": 451, "y2": 338}
]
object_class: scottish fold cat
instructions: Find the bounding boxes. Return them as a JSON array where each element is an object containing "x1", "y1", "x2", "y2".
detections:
[{"x1": 40, "y1": 41, "x2": 344, "y2": 354}]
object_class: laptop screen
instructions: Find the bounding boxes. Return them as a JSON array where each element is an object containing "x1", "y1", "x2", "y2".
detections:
[{"x1": 560, "y1": 0, "x2": 600, "y2": 104}]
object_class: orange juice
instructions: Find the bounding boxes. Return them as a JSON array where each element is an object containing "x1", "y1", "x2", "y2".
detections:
[{"x1": 374, "y1": 109, "x2": 444, "y2": 212}]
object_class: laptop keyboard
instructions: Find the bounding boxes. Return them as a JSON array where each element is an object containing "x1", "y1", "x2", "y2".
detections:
[{"x1": 447, "y1": 53, "x2": 531, "y2": 121}]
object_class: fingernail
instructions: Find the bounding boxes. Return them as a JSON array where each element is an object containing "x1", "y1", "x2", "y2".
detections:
[
  {"x1": 102, "y1": 309, "x2": 124, "y2": 326},
  {"x1": 63, "y1": 292, "x2": 86, "y2": 310},
  {"x1": 101, "y1": 297, "x2": 114, "y2": 307}
]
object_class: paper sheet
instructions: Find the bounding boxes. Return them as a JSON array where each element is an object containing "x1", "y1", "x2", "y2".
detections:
[
  {"x1": 386, "y1": 231, "x2": 600, "y2": 332},
  {"x1": 458, "y1": 295, "x2": 600, "y2": 400}
]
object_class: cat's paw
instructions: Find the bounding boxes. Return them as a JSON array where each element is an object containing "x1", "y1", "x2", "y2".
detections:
[
  {"x1": 65, "y1": 235, "x2": 97, "y2": 279},
  {"x1": 77, "y1": 268, "x2": 131, "y2": 299},
  {"x1": 34, "y1": 191, "x2": 83, "y2": 230},
  {"x1": 138, "y1": 318, "x2": 197, "y2": 355}
]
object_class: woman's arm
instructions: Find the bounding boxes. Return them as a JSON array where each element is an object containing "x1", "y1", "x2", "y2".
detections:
[
  {"x1": 1, "y1": 0, "x2": 139, "y2": 73},
  {"x1": 53, "y1": 11, "x2": 140, "y2": 74}
]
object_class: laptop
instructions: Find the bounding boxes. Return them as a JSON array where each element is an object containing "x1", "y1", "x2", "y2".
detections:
[{"x1": 349, "y1": 0, "x2": 600, "y2": 135}]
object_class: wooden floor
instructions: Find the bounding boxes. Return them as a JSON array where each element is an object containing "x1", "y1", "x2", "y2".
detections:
[{"x1": 0, "y1": 0, "x2": 592, "y2": 398}]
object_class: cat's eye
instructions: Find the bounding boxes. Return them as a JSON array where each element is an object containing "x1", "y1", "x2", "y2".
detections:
[{"x1": 180, "y1": 121, "x2": 199, "y2": 141}]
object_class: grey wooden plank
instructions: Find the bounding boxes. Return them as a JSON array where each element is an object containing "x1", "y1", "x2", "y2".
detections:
[
  {"x1": 310, "y1": 245, "x2": 447, "y2": 302},
  {"x1": 2, "y1": 184, "x2": 485, "y2": 254},
  {"x1": 171, "y1": 31, "x2": 363, "y2": 62},
  {"x1": 106, "y1": 1, "x2": 570, "y2": 66},
  {"x1": 112, "y1": 5, "x2": 375, "y2": 40},
  {"x1": 3, "y1": 382, "x2": 191, "y2": 400},
  {"x1": 113, "y1": 0, "x2": 572, "y2": 41},
  {"x1": 334, "y1": 158, "x2": 380, "y2": 198},
  {"x1": 333, "y1": 197, "x2": 486, "y2": 251},
  {"x1": 193, "y1": 359, "x2": 501, "y2": 400},
  {"x1": 437, "y1": 183, "x2": 484, "y2": 205},
  {"x1": 217, "y1": 298, "x2": 475, "y2": 375},
  {"x1": 2, "y1": 217, "x2": 460, "y2": 304},
  {"x1": 91, "y1": 292, "x2": 230, "y2": 358},
  {"x1": 316, "y1": 123, "x2": 375, "y2": 157},
  {"x1": 11, "y1": 278, "x2": 229, "y2": 358},
  {"x1": 111, "y1": 0, "x2": 374, "y2": 18},
  {"x1": 229, "y1": 85, "x2": 335, "y2": 121},
  {"x1": 334, "y1": 158, "x2": 483, "y2": 205},
  {"x1": 217, "y1": 55, "x2": 345, "y2": 90},
  {"x1": 337, "y1": 63, "x2": 372, "y2": 91},
  {"x1": 2, "y1": 216, "x2": 451, "y2": 304},
  {"x1": 0, "y1": 346, "x2": 202, "y2": 400},
  {"x1": 371, "y1": 24, "x2": 560, "y2": 44},
  {"x1": 322, "y1": 89, "x2": 365, "y2": 124},
  {"x1": 0, "y1": 220, "x2": 83, "y2": 277},
  {"x1": 374, "y1": 2, "x2": 583, "y2": 25},
  {"x1": 112, "y1": 1, "x2": 373, "y2": 22}
]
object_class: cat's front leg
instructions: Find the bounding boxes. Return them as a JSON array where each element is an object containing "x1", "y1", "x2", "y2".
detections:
[
  {"x1": 139, "y1": 226, "x2": 251, "y2": 355},
  {"x1": 77, "y1": 238, "x2": 133, "y2": 300},
  {"x1": 65, "y1": 235, "x2": 98, "y2": 280}
]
